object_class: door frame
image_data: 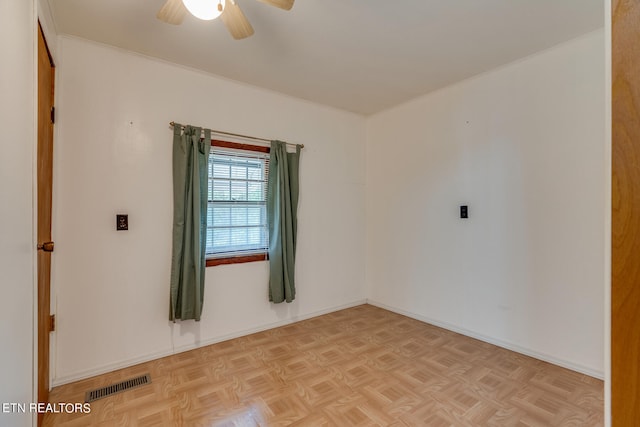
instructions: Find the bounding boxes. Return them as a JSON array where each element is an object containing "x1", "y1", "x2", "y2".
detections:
[{"x1": 611, "y1": 0, "x2": 640, "y2": 425}]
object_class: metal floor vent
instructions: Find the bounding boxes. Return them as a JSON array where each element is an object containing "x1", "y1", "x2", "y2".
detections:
[{"x1": 85, "y1": 373, "x2": 151, "y2": 403}]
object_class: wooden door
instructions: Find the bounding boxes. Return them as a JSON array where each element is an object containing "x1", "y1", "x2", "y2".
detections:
[
  {"x1": 37, "y1": 22, "x2": 55, "y2": 426},
  {"x1": 612, "y1": 0, "x2": 640, "y2": 425}
]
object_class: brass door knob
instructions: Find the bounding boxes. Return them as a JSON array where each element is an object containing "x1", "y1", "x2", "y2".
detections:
[{"x1": 37, "y1": 241, "x2": 54, "y2": 252}]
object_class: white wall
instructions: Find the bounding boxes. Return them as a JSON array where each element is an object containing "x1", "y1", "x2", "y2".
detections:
[
  {"x1": 52, "y1": 36, "x2": 367, "y2": 384},
  {"x1": 0, "y1": 0, "x2": 36, "y2": 426},
  {"x1": 366, "y1": 30, "x2": 606, "y2": 377}
]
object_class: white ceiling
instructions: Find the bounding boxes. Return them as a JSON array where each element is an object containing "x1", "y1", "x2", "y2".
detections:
[{"x1": 48, "y1": 0, "x2": 603, "y2": 115}]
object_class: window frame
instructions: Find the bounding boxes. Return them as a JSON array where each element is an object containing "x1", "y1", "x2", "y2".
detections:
[{"x1": 205, "y1": 139, "x2": 270, "y2": 267}]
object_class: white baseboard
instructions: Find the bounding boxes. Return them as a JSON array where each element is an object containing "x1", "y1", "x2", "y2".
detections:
[
  {"x1": 366, "y1": 299, "x2": 604, "y2": 380},
  {"x1": 52, "y1": 299, "x2": 367, "y2": 387},
  {"x1": 53, "y1": 298, "x2": 602, "y2": 386},
  {"x1": 52, "y1": 348, "x2": 175, "y2": 388},
  {"x1": 169, "y1": 299, "x2": 367, "y2": 356}
]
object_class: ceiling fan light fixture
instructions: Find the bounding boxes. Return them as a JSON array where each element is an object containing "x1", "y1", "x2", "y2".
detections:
[{"x1": 182, "y1": 0, "x2": 225, "y2": 20}]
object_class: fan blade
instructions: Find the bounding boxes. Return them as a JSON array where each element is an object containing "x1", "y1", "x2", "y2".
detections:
[
  {"x1": 221, "y1": 1, "x2": 254, "y2": 40},
  {"x1": 157, "y1": 0, "x2": 187, "y2": 25},
  {"x1": 256, "y1": 0, "x2": 294, "y2": 11}
]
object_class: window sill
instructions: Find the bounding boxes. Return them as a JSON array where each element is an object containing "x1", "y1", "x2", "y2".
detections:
[{"x1": 206, "y1": 253, "x2": 268, "y2": 267}]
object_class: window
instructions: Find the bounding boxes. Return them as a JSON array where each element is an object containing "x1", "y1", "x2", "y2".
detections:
[{"x1": 206, "y1": 141, "x2": 270, "y2": 266}]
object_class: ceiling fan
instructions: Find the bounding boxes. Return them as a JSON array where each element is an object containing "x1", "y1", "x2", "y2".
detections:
[{"x1": 156, "y1": 0, "x2": 294, "y2": 40}]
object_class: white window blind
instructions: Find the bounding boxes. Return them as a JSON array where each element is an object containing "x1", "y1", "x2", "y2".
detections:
[{"x1": 206, "y1": 147, "x2": 269, "y2": 258}]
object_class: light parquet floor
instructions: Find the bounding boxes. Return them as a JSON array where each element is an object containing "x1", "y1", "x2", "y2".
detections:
[{"x1": 44, "y1": 305, "x2": 603, "y2": 426}]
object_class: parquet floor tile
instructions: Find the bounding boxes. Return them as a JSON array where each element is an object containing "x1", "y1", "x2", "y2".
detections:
[{"x1": 44, "y1": 305, "x2": 603, "y2": 426}]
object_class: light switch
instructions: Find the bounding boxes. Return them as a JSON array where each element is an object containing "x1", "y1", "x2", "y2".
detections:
[{"x1": 116, "y1": 214, "x2": 128, "y2": 230}]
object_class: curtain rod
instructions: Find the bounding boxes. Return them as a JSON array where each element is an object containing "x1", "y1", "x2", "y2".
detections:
[{"x1": 169, "y1": 122, "x2": 304, "y2": 149}]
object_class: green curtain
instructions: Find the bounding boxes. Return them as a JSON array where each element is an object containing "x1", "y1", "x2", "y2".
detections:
[
  {"x1": 169, "y1": 124, "x2": 211, "y2": 321},
  {"x1": 267, "y1": 140, "x2": 301, "y2": 303}
]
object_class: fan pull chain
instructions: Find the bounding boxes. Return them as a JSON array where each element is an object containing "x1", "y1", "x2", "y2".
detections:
[{"x1": 218, "y1": 0, "x2": 223, "y2": 12}]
